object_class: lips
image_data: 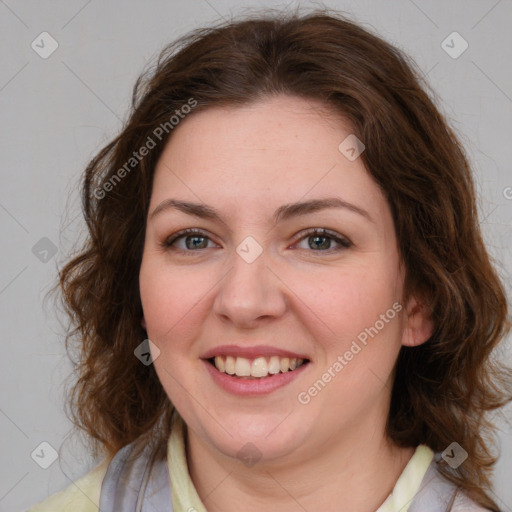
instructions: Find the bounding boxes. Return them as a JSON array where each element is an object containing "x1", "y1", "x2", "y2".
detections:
[
  {"x1": 201, "y1": 344, "x2": 311, "y2": 394},
  {"x1": 203, "y1": 358, "x2": 310, "y2": 396},
  {"x1": 201, "y1": 344, "x2": 309, "y2": 361}
]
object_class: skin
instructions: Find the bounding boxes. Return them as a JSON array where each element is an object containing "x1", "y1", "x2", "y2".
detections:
[{"x1": 139, "y1": 95, "x2": 433, "y2": 512}]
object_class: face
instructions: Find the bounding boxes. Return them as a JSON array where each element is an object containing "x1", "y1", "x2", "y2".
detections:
[{"x1": 139, "y1": 95, "x2": 422, "y2": 465}]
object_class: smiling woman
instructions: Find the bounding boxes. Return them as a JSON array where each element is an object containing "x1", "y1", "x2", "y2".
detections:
[{"x1": 30, "y1": 7, "x2": 511, "y2": 512}]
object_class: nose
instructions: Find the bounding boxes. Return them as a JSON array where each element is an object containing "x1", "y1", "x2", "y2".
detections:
[{"x1": 212, "y1": 244, "x2": 287, "y2": 329}]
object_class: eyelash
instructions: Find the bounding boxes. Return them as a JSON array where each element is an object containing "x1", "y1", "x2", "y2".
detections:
[{"x1": 161, "y1": 228, "x2": 352, "y2": 256}]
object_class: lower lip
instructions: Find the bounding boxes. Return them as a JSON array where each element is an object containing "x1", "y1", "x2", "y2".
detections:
[{"x1": 203, "y1": 359, "x2": 310, "y2": 396}]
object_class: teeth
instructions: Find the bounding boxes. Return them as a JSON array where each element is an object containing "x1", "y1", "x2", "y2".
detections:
[
  {"x1": 225, "y1": 356, "x2": 236, "y2": 375},
  {"x1": 214, "y1": 356, "x2": 225, "y2": 372},
  {"x1": 268, "y1": 356, "x2": 281, "y2": 374},
  {"x1": 212, "y1": 355, "x2": 305, "y2": 378},
  {"x1": 235, "y1": 357, "x2": 251, "y2": 377},
  {"x1": 251, "y1": 357, "x2": 268, "y2": 377}
]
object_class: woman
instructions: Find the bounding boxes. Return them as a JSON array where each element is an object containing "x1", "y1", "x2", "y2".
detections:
[{"x1": 29, "y1": 8, "x2": 511, "y2": 512}]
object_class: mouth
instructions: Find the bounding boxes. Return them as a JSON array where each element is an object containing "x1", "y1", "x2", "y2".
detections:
[
  {"x1": 201, "y1": 345, "x2": 311, "y2": 395},
  {"x1": 206, "y1": 355, "x2": 310, "y2": 379}
]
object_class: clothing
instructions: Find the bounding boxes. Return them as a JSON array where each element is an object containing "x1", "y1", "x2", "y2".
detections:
[
  {"x1": 26, "y1": 457, "x2": 109, "y2": 512},
  {"x1": 27, "y1": 416, "x2": 489, "y2": 511}
]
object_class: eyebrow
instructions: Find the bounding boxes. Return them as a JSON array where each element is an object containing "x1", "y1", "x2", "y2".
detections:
[{"x1": 149, "y1": 197, "x2": 374, "y2": 224}]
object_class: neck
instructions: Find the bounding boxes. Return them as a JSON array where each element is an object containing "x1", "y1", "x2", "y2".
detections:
[{"x1": 186, "y1": 415, "x2": 415, "y2": 512}]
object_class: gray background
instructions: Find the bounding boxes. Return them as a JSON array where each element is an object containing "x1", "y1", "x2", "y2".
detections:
[{"x1": 1, "y1": 0, "x2": 511, "y2": 510}]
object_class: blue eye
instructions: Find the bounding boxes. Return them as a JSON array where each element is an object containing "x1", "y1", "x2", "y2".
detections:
[
  {"x1": 294, "y1": 228, "x2": 352, "y2": 252},
  {"x1": 161, "y1": 227, "x2": 352, "y2": 255},
  {"x1": 162, "y1": 229, "x2": 216, "y2": 252}
]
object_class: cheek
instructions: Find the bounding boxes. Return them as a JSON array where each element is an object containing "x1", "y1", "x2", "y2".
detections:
[
  {"x1": 303, "y1": 264, "x2": 403, "y2": 413},
  {"x1": 330, "y1": 269, "x2": 403, "y2": 380},
  {"x1": 296, "y1": 261, "x2": 402, "y2": 347},
  {"x1": 139, "y1": 260, "x2": 210, "y2": 342}
]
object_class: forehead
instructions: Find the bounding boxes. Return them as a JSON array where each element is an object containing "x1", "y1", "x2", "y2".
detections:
[{"x1": 150, "y1": 95, "x2": 388, "y2": 225}]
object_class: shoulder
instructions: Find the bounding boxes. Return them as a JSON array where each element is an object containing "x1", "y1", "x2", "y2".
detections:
[
  {"x1": 409, "y1": 454, "x2": 494, "y2": 512},
  {"x1": 26, "y1": 458, "x2": 110, "y2": 512},
  {"x1": 451, "y1": 489, "x2": 493, "y2": 511}
]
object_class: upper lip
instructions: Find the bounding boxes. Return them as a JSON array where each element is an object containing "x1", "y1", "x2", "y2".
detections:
[{"x1": 201, "y1": 344, "x2": 310, "y2": 360}]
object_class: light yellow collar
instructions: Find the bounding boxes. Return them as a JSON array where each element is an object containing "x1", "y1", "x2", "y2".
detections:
[
  {"x1": 167, "y1": 413, "x2": 433, "y2": 512},
  {"x1": 376, "y1": 444, "x2": 434, "y2": 512},
  {"x1": 168, "y1": 413, "x2": 208, "y2": 512}
]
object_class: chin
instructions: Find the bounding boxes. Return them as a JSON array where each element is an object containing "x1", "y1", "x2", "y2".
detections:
[{"x1": 191, "y1": 410, "x2": 312, "y2": 464}]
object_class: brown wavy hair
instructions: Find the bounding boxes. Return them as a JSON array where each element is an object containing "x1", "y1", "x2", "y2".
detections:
[{"x1": 55, "y1": 8, "x2": 511, "y2": 510}]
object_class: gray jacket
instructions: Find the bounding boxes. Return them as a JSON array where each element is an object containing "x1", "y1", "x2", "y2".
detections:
[{"x1": 99, "y1": 441, "x2": 491, "y2": 511}]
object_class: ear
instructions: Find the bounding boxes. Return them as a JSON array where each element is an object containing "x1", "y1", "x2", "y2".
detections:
[{"x1": 401, "y1": 295, "x2": 434, "y2": 347}]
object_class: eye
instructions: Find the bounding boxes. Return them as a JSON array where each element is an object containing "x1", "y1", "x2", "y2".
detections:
[
  {"x1": 161, "y1": 227, "x2": 352, "y2": 255},
  {"x1": 161, "y1": 229, "x2": 218, "y2": 254},
  {"x1": 293, "y1": 228, "x2": 352, "y2": 253}
]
